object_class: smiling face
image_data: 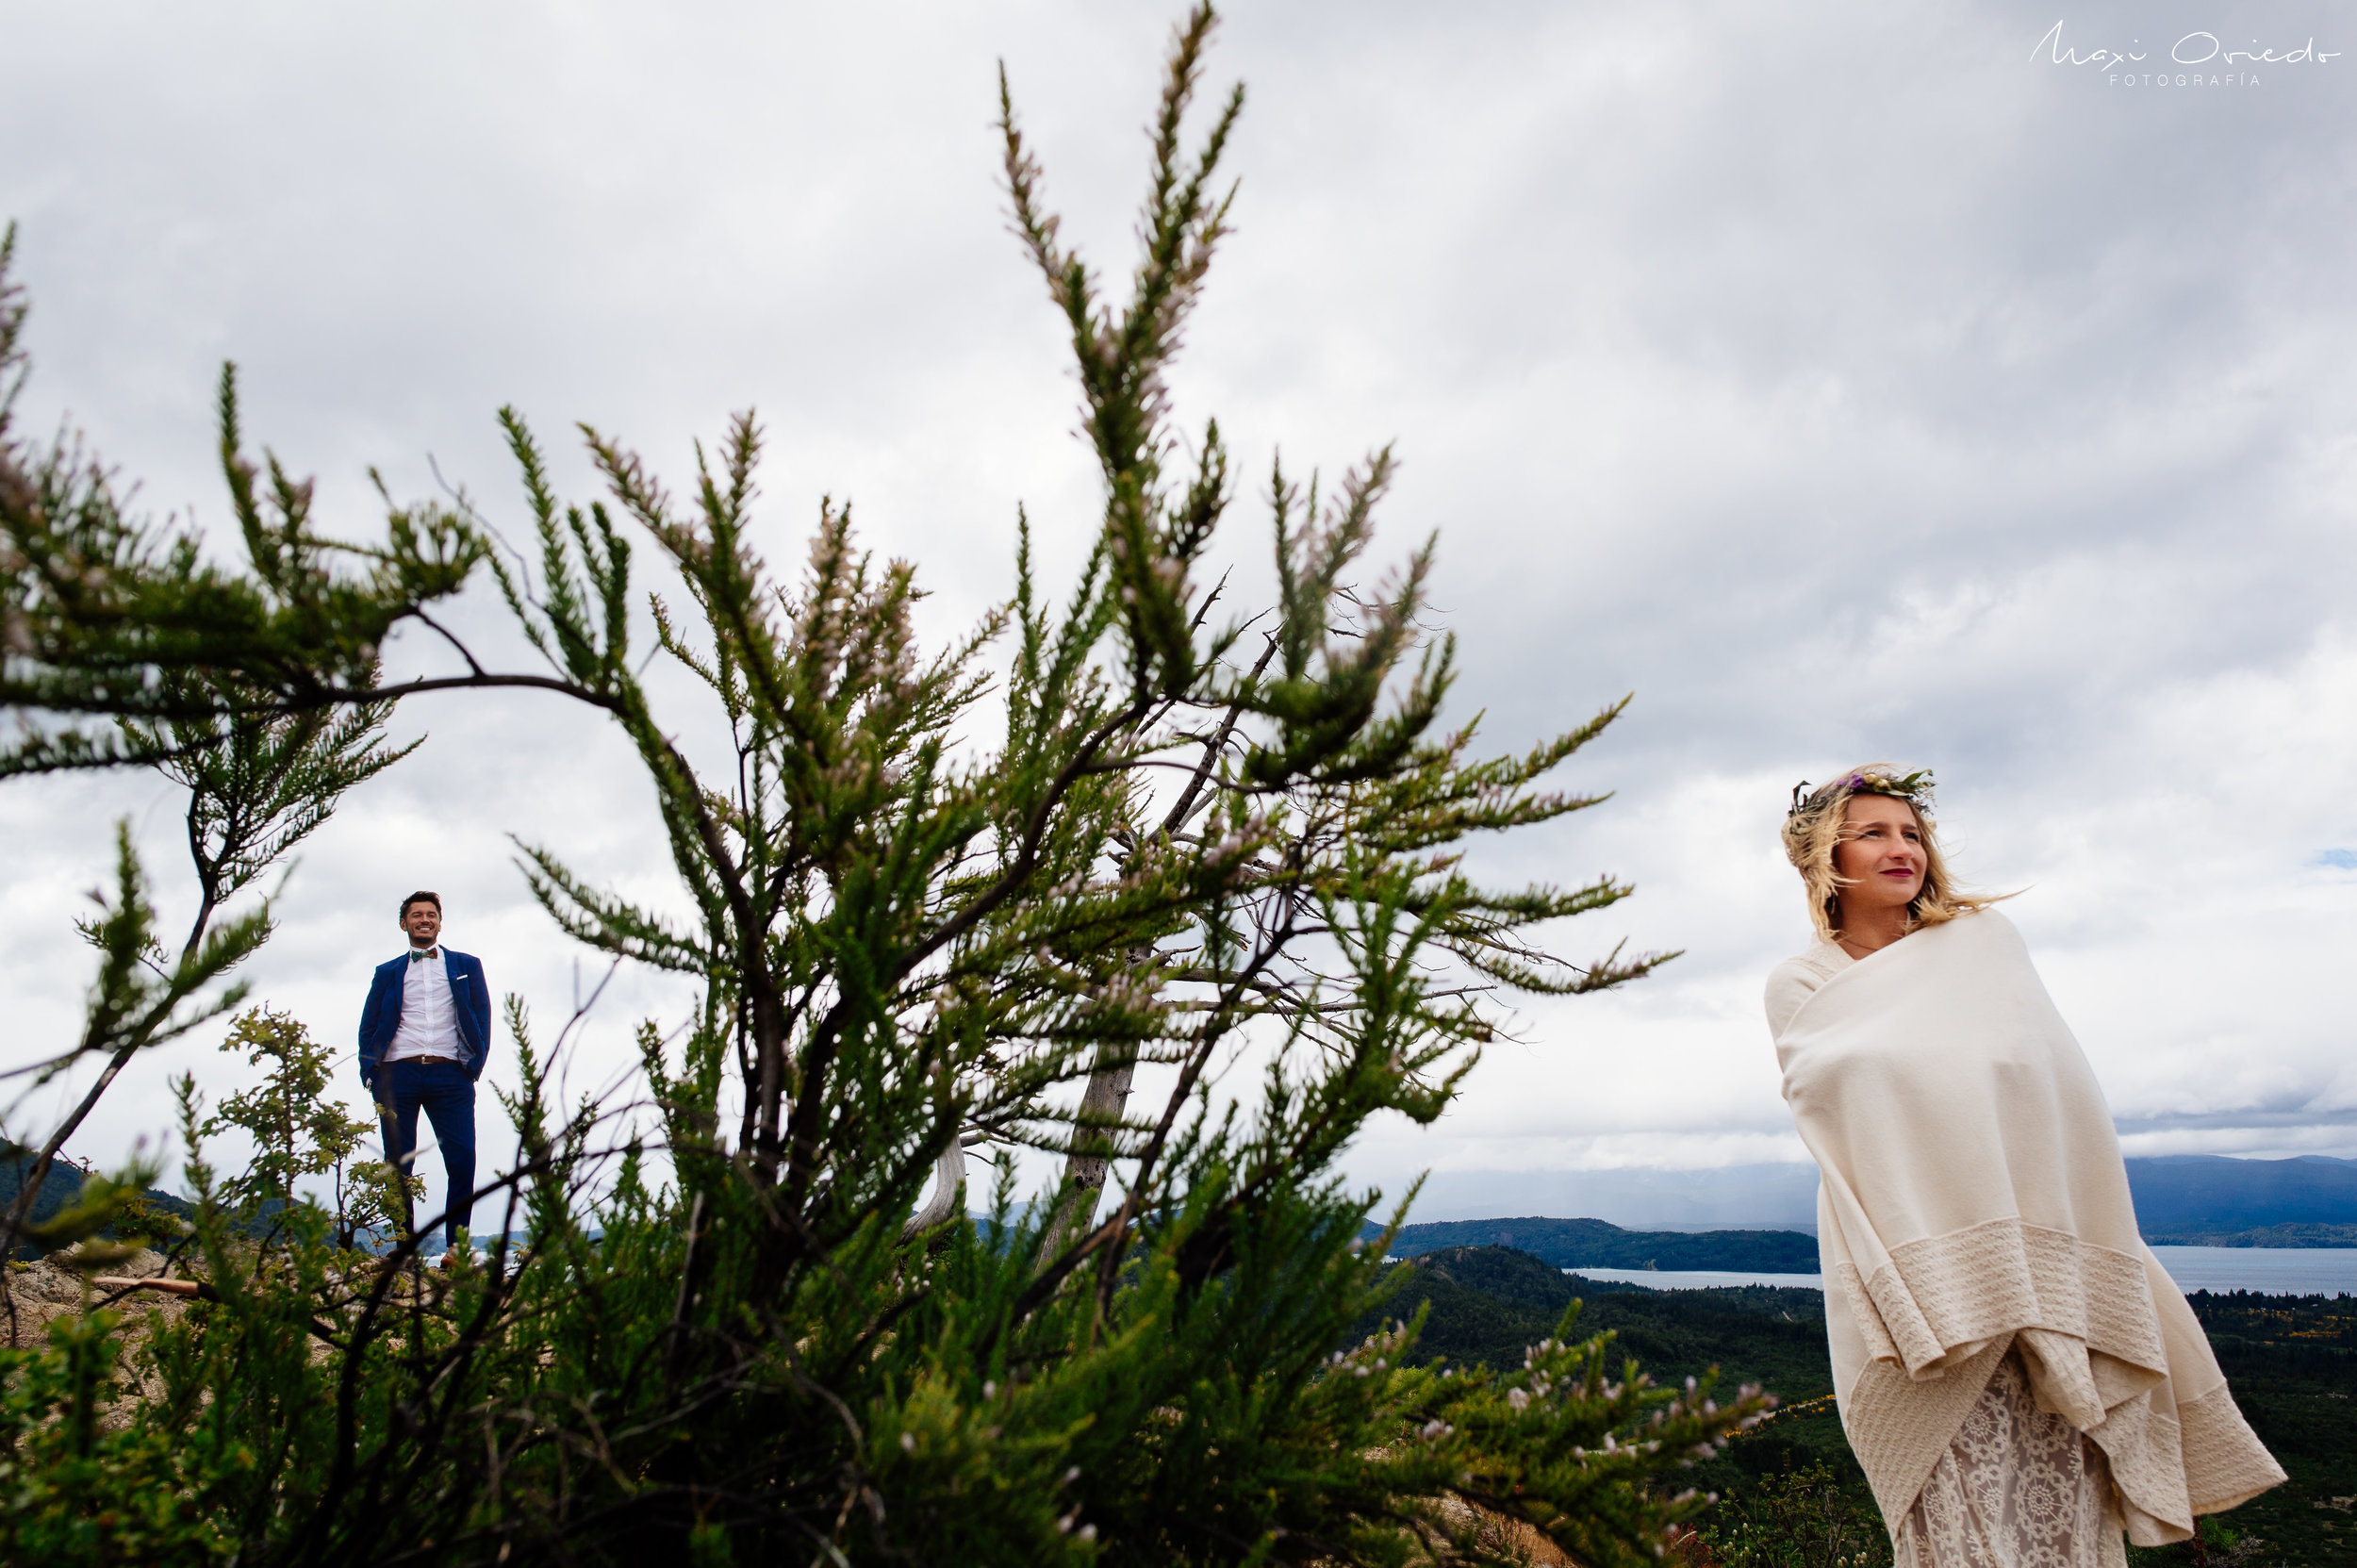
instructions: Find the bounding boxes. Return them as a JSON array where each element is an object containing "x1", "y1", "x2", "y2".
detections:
[
  {"x1": 1832, "y1": 794, "x2": 1928, "y2": 917},
  {"x1": 401, "y1": 899, "x2": 443, "y2": 949}
]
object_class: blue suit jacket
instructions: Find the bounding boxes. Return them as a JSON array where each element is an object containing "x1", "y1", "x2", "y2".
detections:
[{"x1": 358, "y1": 949, "x2": 492, "y2": 1090}]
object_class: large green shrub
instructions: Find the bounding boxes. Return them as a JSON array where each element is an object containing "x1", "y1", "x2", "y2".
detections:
[{"x1": 0, "y1": 9, "x2": 1769, "y2": 1562}]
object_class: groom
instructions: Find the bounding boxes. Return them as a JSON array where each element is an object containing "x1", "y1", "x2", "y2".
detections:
[{"x1": 358, "y1": 891, "x2": 491, "y2": 1256}]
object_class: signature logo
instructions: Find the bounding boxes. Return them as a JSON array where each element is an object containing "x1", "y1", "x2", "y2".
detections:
[{"x1": 2031, "y1": 20, "x2": 2338, "y2": 80}]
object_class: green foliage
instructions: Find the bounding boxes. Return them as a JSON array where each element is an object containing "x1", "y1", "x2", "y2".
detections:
[
  {"x1": 28, "y1": 827, "x2": 262, "y2": 1125},
  {"x1": 0, "y1": 823, "x2": 254, "y2": 1253},
  {"x1": 2123, "y1": 1515, "x2": 2268, "y2": 1567},
  {"x1": 1354, "y1": 1249, "x2": 1833, "y2": 1401},
  {"x1": 1354, "y1": 1254, "x2": 1884, "y2": 1566},
  {"x1": 2162, "y1": 1292, "x2": 2357, "y2": 1564},
  {"x1": 1387, "y1": 1253, "x2": 2352, "y2": 1567},
  {"x1": 199, "y1": 1007, "x2": 385, "y2": 1246},
  {"x1": 0, "y1": 8, "x2": 1762, "y2": 1564},
  {"x1": 338, "y1": 1159, "x2": 418, "y2": 1248},
  {"x1": 1677, "y1": 1461, "x2": 1890, "y2": 1568},
  {"x1": 0, "y1": 221, "x2": 481, "y2": 779},
  {"x1": 1, "y1": 221, "x2": 415, "y2": 1249},
  {"x1": 0, "y1": 1311, "x2": 233, "y2": 1565},
  {"x1": 101, "y1": 1189, "x2": 188, "y2": 1248}
]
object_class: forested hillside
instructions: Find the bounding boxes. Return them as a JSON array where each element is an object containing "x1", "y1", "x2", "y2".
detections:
[
  {"x1": 1353, "y1": 1246, "x2": 2357, "y2": 1565},
  {"x1": 0, "y1": 1141, "x2": 192, "y2": 1258},
  {"x1": 1372, "y1": 1217, "x2": 1819, "y2": 1272}
]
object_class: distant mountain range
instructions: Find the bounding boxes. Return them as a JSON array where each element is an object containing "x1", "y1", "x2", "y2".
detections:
[
  {"x1": 0, "y1": 1141, "x2": 195, "y2": 1257},
  {"x1": 2126, "y1": 1154, "x2": 2357, "y2": 1246},
  {"x1": 1358, "y1": 1155, "x2": 2357, "y2": 1270}
]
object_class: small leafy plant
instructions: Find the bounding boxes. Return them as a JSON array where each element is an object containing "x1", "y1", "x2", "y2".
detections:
[
  {"x1": 1675, "y1": 1461, "x2": 1893, "y2": 1568},
  {"x1": 197, "y1": 1007, "x2": 388, "y2": 1249}
]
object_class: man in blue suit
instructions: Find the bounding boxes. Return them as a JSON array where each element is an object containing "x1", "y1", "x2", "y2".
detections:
[{"x1": 359, "y1": 891, "x2": 492, "y2": 1257}]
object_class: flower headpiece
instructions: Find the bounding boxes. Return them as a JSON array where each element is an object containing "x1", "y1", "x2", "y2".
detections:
[{"x1": 1787, "y1": 767, "x2": 1936, "y2": 819}]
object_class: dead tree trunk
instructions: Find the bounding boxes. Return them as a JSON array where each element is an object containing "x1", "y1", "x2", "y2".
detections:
[{"x1": 1034, "y1": 1045, "x2": 1135, "y2": 1266}]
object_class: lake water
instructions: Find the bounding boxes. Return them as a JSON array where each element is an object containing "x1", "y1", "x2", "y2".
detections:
[
  {"x1": 1569, "y1": 1246, "x2": 2357, "y2": 1297},
  {"x1": 2149, "y1": 1246, "x2": 2357, "y2": 1296}
]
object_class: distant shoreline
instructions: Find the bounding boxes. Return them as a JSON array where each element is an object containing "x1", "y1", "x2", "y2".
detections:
[
  {"x1": 2140, "y1": 1222, "x2": 2357, "y2": 1248},
  {"x1": 1552, "y1": 1244, "x2": 2357, "y2": 1297},
  {"x1": 1363, "y1": 1214, "x2": 2357, "y2": 1284}
]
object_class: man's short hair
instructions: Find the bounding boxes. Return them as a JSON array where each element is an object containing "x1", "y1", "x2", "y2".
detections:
[{"x1": 400, "y1": 890, "x2": 443, "y2": 920}]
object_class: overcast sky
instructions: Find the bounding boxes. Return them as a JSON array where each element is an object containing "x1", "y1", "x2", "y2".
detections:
[{"x1": 4, "y1": 1, "x2": 2352, "y2": 1230}]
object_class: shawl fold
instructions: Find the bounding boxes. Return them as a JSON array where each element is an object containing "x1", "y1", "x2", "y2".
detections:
[{"x1": 1770, "y1": 912, "x2": 2283, "y2": 1546}]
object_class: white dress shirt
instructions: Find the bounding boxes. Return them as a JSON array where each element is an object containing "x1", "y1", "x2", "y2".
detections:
[{"x1": 383, "y1": 947, "x2": 461, "y2": 1062}]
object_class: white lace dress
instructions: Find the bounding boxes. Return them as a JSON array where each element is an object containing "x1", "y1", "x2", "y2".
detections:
[
  {"x1": 1767, "y1": 940, "x2": 2131, "y2": 1567},
  {"x1": 1893, "y1": 1350, "x2": 2128, "y2": 1567}
]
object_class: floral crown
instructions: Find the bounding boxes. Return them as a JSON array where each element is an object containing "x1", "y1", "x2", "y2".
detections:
[{"x1": 1787, "y1": 767, "x2": 1936, "y2": 819}]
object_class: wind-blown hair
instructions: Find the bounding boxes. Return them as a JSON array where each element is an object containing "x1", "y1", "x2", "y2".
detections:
[{"x1": 1780, "y1": 764, "x2": 2003, "y2": 945}]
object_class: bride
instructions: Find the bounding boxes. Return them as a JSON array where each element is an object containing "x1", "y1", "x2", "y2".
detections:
[{"x1": 1764, "y1": 767, "x2": 2283, "y2": 1565}]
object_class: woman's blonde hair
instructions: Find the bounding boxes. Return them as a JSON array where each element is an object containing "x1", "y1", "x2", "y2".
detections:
[{"x1": 1780, "y1": 764, "x2": 2003, "y2": 945}]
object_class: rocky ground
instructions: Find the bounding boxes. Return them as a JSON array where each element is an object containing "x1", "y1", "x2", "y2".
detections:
[
  {"x1": 2, "y1": 1244, "x2": 193, "y2": 1425},
  {"x1": 4, "y1": 1243, "x2": 183, "y2": 1340}
]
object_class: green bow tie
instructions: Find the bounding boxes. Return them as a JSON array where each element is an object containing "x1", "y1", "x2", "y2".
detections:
[{"x1": 410, "y1": 949, "x2": 438, "y2": 963}]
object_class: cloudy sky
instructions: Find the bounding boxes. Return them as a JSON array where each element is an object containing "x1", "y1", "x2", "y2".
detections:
[{"x1": 4, "y1": 1, "x2": 2352, "y2": 1231}]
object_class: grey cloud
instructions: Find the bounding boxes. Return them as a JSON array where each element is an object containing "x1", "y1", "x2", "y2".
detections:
[{"x1": 3, "y1": 1, "x2": 2353, "y2": 1219}]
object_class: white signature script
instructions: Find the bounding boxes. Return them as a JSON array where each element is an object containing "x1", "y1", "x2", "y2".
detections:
[{"x1": 2031, "y1": 21, "x2": 2338, "y2": 68}]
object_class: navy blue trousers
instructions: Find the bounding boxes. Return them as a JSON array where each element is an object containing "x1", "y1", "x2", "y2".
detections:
[{"x1": 377, "y1": 1058, "x2": 476, "y2": 1248}]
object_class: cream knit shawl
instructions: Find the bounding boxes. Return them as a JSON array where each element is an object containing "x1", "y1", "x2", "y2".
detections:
[{"x1": 1767, "y1": 911, "x2": 2283, "y2": 1546}]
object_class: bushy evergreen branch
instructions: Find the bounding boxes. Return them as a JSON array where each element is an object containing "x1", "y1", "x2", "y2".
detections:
[{"x1": 0, "y1": 9, "x2": 1736, "y2": 1563}]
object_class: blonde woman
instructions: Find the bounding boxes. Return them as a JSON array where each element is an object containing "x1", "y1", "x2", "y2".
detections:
[{"x1": 1764, "y1": 768, "x2": 2282, "y2": 1566}]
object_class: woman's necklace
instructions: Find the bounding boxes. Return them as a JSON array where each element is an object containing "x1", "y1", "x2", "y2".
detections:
[{"x1": 1838, "y1": 927, "x2": 1909, "y2": 961}]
